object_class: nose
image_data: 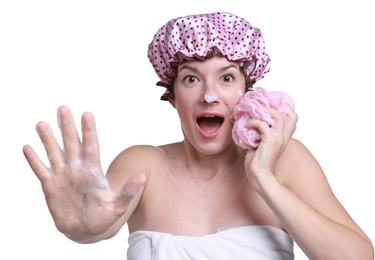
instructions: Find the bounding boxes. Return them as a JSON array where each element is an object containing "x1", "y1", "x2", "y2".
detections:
[
  {"x1": 201, "y1": 78, "x2": 220, "y2": 103},
  {"x1": 204, "y1": 89, "x2": 218, "y2": 103}
]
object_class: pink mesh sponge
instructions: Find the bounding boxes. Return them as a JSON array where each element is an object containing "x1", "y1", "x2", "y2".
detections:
[{"x1": 232, "y1": 87, "x2": 295, "y2": 149}]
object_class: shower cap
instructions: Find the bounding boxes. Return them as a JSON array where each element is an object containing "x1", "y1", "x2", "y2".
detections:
[{"x1": 148, "y1": 12, "x2": 270, "y2": 100}]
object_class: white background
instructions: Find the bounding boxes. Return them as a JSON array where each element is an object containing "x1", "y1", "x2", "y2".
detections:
[{"x1": 1, "y1": 0, "x2": 374, "y2": 259}]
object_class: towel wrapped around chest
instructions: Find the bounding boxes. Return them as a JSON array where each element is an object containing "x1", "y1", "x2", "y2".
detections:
[{"x1": 127, "y1": 225, "x2": 294, "y2": 260}]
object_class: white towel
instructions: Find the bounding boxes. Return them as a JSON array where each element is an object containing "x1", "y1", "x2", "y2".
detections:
[{"x1": 127, "y1": 225, "x2": 294, "y2": 260}]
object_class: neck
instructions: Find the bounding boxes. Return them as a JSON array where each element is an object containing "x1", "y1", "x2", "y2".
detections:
[{"x1": 179, "y1": 140, "x2": 245, "y2": 180}]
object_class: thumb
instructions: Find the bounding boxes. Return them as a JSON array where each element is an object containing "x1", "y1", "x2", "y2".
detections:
[{"x1": 116, "y1": 174, "x2": 147, "y2": 204}]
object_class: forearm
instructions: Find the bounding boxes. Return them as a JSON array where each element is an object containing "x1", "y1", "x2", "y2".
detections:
[{"x1": 256, "y1": 173, "x2": 374, "y2": 259}]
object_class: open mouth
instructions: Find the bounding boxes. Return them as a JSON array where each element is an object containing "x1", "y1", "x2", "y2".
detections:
[{"x1": 196, "y1": 115, "x2": 224, "y2": 136}]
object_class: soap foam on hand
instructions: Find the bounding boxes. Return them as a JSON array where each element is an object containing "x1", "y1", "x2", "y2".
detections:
[{"x1": 231, "y1": 87, "x2": 295, "y2": 150}]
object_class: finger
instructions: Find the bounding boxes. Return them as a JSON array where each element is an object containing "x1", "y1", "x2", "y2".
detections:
[
  {"x1": 284, "y1": 104, "x2": 298, "y2": 136},
  {"x1": 58, "y1": 106, "x2": 82, "y2": 161},
  {"x1": 246, "y1": 119, "x2": 273, "y2": 141},
  {"x1": 115, "y1": 174, "x2": 147, "y2": 209},
  {"x1": 267, "y1": 108, "x2": 284, "y2": 133},
  {"x1": 81, "y1": 111, "x2": 100, "y2": 164},
  {"x1": 23, "y1": 144, "x2": 50, "y2": 182},
  {"x1": 36, "y1": 121, "x2": 65, "y2": 170}
]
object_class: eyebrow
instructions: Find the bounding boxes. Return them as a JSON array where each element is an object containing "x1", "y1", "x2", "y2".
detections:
[
  {"x1": 178, "y1": 64, "x2": 239, "y2": 73},
  {"x1": 179, "y1": 65, "x2": 198, "y2": 73}
]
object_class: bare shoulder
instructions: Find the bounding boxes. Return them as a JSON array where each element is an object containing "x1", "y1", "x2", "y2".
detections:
[
  {"x1": 113, "y1": 144, "x2": 166, "y2": 163},
  {"x1": 105, "y1": 144, "x2": 167, "y2": 192},
  {"x1": 280, "y1": 138, "x2": 318, "y2": 164},
  {"x1": 276, "y1": 138, "x2": 326, "y2": 187}
]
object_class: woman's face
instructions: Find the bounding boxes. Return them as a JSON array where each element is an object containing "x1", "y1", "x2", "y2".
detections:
[{"x1": 170, "y1": 56, "x2": 246, "y2": 155}]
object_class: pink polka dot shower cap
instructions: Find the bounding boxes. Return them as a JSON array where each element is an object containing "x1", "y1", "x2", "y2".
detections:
[{"x1": 148, "y1": 12, "x2": 270, "y2": 100}]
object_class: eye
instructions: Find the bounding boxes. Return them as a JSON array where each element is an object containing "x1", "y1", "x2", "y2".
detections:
[
  {"x1": 222, "y1": 74, "x2": 234, "y2": 83},
  {"x1": 183, "y1": 75, "x2": 199, "y2": 84}
]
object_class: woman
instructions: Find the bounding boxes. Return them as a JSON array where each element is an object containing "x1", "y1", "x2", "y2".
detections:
[{"x1": 23, "y1": 12, "x2": 374, "y2": 259}]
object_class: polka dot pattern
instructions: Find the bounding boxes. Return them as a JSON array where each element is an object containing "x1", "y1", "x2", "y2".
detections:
[{"x1": 148, "y1": 12, "x2": 270, "y2": 100}]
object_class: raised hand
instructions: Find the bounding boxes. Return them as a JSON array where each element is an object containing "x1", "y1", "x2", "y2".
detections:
[
  {"x1": 23, "y1": 106, "x2": 146, "y2": 241},
  {"x1": 244, "y1": 105, "x2": 298, "y2": 185}
]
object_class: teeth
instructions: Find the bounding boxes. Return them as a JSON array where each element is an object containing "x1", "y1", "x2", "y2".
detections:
[{"x1": 205, "y1": 115, "x2": 215, "y2": 117}]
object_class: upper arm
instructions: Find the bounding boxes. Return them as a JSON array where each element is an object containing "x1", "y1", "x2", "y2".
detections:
[
  {"x1": 276, "y1": 138, "x2": 369, "y2": 239},
  {"x1": 106, "y1": 145, "x2": 155, "y2": 192},
  {"x1": 102, "y1": 145, "x2": 159, "y2": 235}
]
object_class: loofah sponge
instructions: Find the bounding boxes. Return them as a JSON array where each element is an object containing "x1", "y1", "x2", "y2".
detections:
[{"x1": 232, "y1": 87, "x2": 295, "y2": 149}]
